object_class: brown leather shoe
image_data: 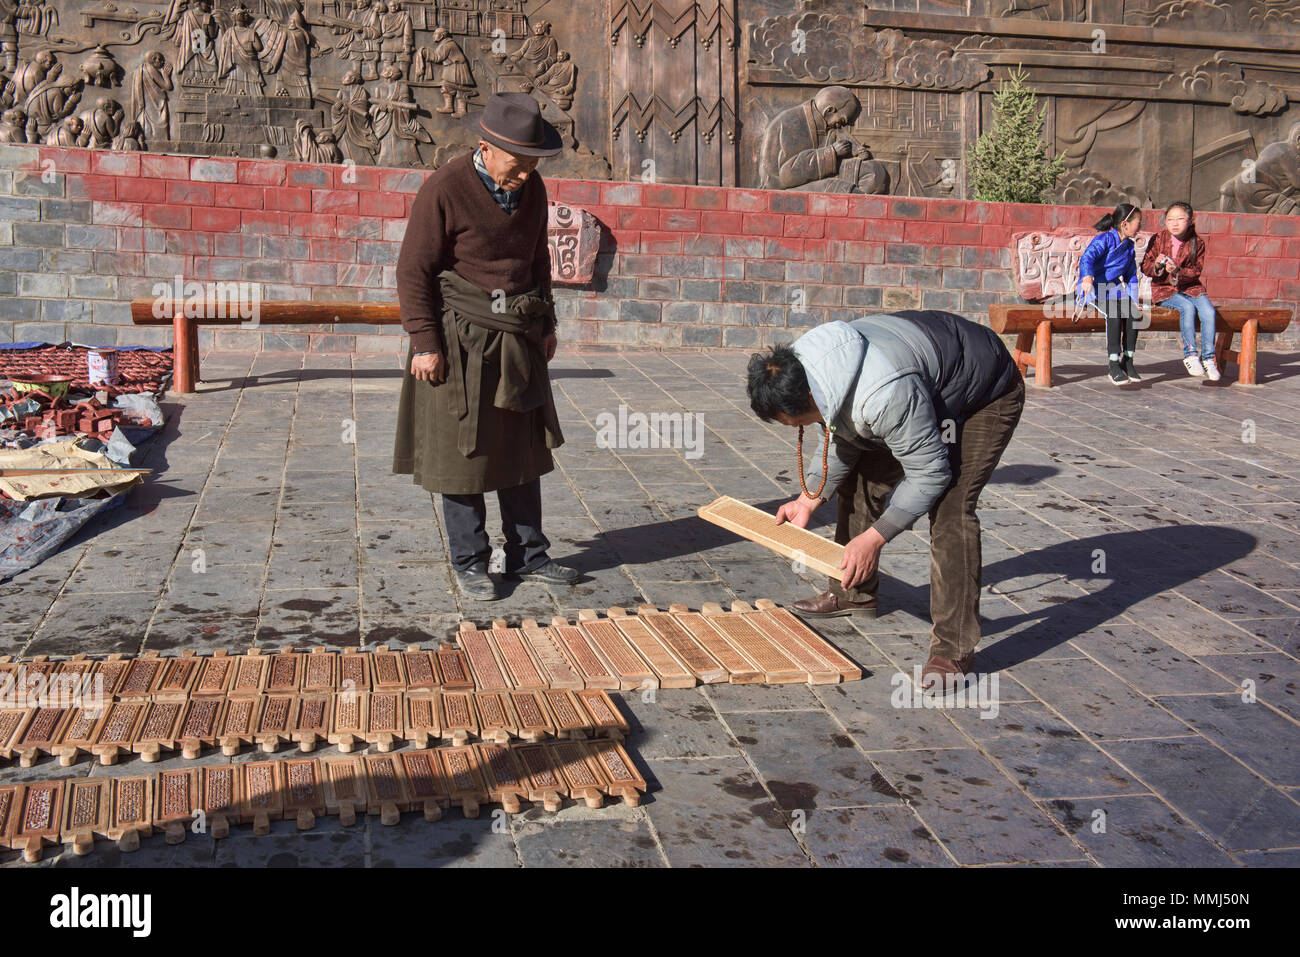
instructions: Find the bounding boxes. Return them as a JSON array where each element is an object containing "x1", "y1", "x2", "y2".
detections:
[
  {"x1": 790, "y1": 590, "x2": 878, "y2": 618},
  {"x1": 920, "y1": 653, "x2": 975, "y2": 693}
]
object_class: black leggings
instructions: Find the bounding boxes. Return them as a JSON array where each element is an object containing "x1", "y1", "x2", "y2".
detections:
[{"x1": 1100, "y1": 296, "x2": 1139, "y2": 358}]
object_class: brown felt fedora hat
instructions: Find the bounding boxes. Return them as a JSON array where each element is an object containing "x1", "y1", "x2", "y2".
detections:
[{"x1": 463, "y1": 92, "x2": 562, "y2": 157}]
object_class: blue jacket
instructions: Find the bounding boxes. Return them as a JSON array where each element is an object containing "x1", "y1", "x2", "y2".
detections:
[{"x1": 1077, "y1": 229, "x2": 1138, "y2": 301}]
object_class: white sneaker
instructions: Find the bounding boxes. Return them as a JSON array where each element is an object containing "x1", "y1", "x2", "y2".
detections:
[
  {"x1": 1182, "y1": 355, "x2": 1205, "y2": 377},
  {"x1": 1202, "y1": 357, "x2": 1221, "y2": 381}
]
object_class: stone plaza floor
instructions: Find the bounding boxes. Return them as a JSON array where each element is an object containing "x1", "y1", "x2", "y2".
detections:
[{"x1": 1, "y1": 344, "x2": 1298, "y2": 867}]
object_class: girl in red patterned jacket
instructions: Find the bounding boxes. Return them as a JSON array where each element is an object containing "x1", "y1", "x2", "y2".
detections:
[{"x1": 1141, "y1": 202, "x2": 1220, "y2": 381}]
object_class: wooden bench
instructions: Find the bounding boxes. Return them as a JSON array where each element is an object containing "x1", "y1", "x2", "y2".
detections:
[
  {"x1": 130, "y1": 300, "x2": 401, "y2": 394},
  {"x1": 988, "y1": 303, "x2": 1293, "y2": 387}
]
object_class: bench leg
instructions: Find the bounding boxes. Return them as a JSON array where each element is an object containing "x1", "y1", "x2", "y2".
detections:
[
  {"x1": 172, "y1": 312, "x2": 194, "y2": 394},
  {"x1": 1034, "y1": 320, "x2": 1053, "y2": 388},
  {"x1": 1238, "y1": 318, "x2": 1258, "y2": 385},
  {"x1": 1012, "y1": 332, "x2": 1034, "y2": 376},
  {"x1": 187, "y1": 318, "x2": 200, "y2": 388}
]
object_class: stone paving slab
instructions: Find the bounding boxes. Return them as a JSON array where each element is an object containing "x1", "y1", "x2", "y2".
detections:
[{"x1": 2, "y1": 345, "x2": 1299, "y2": 867}]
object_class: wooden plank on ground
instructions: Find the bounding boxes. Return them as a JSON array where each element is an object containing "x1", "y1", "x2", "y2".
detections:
[
  {"x1": 217, "y1": 696, "x2": 259, "y2": 755},
  {"x1": 282, "y1": 757, "x2": 326, "y2": 830},
  {"x1": 509, "y1": 690, "x2": 555, "y2": 742},
  {"x1": 302, "y1": 648, "x2": 337, "y2": 694},
  {"x1": 585, "y1": 739, "x2": 648, "y2": 807},
  {"x1": 476, "y1": 742, "x2": 528, "y2": 814},
  {"x1": 550, "y1": 739, "x2": 609, "y2": 808},
  {"x1": 756, "y1": 601, "x2": 863, "y2": 680},
  {"x1": 486, "y1": 627, "x2": 550, "y2": 690},
  {"x1": 474, "y1": 691, "x2": 518, "y2": 744},
  {"x1": 437, "y1": 648, "x2": 475, "y2": 691},
  {"x1": 699, "y1": 602, "x2": 806, "y2": 683},
  {"x1": 439, "y1": 690, "x2": 478, "y2": 745},
  {"x1": 403, "y1": 692, "x2": 442, "y2": 748},
  {"x1": 456, "y1": 624, "x2": 514, "y2": 692},
  {"x1": 328, "y1": 691, "x2": 367, "y2": 753},
  {"x1": 398, "y1": 749, "x2": 448, "y2": 822},
  {"x1": 291, "y1": 695, "x2": 330, "y2": 753},
  {"x1": 573, "y1": 689, "x2": 630, "y2": 740},
  {"x1": 439, "y1": 745, "x2": 489, "y2": 818},
  {"x1": 402, "y1": 647, "x2": 441, "y2": 691},
  {"x1": 550, "y1": 617, "x2": 620, "y2": 690},
  {"x1": 240, "y1": 760, "x2": 286, "y2": 834},
  {"x1": 321, "y1": 756, "x2": 367, "y2": 826},
  {"x1": 107, "y1": 775, "x2": 153, "y2": 850},
  {"x1": 519, "y1": 624, "x2": 585, "y2": 690},
  {"x1": 176, "y1": 697, "x2": 225, "y2": 759},
  {"x1": 606, "y1": 607, "x2": 696, "y2": 688},
  {"x1": 637, "y1": 607, "x2": 727, "y2": 683},
  {"x1": 61, "y1": 777, "x2": 111, "y2": 856},
  {"x1": 198, "y1": 763, "x2": 240, "y2": 838},
  {"x1": 363, "y1": 752, "x2": 410, "y2": 825},
  {"x1": 576, "y1": 613, "x2": 657, "y2": 690},
  {"x1": 131, "y1": 700, "x2": 186, "y2": 763},
  {"x1": 674, "y1": 609, "x2": 764, "y2": 683},
  {"x1": 734, "y1": 601, "x2": 839, "y2": 684}
]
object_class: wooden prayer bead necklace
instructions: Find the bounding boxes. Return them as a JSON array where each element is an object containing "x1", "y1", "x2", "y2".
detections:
[{"x1": 797, "y1": 424, "x2": 829, "y2": 500}]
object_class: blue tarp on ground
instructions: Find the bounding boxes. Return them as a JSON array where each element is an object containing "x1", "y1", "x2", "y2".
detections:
[
  {"x1": 0, "y1": 373, "x2": 166, "y2": 580},
  {"x1": 0, "y1": 493, "x2": 127, "y2": 581}
]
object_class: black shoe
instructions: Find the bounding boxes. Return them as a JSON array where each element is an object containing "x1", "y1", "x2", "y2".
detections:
[
  {"x1": 1121, "y1": 355, "x2": 1141, "y2": 382},
  {"x1": 454, "y1": 562, "x2": 498, "y2": 601},
  {"x1": 509, "y1": 559, "x2": 580, "y2": 584},
  {"x1": 1107, "y1": 360, "x2": 1128, "y2": 385}
]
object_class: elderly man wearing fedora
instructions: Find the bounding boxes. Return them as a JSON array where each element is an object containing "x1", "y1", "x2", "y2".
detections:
[{"x1": 394, "y1": 93, "x2": 578, "y2": 601}]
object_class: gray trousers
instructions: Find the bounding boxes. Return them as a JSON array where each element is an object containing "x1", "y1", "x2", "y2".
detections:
[{"x1": 438, "y1": 477, "x2": 551, "y2": 573}]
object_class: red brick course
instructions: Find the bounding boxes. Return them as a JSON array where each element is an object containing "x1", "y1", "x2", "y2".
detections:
[{"x1": 6, "y1": 144, "x2": 1296, "y2": 352}]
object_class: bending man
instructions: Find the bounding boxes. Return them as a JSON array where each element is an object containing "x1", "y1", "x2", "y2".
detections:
[{"x1": 748, "y1": 311, "x2": 1024, "y2": 689}]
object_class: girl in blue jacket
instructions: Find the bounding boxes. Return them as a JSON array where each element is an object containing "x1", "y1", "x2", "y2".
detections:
[{"x1": 1077, "y1": 203, "x2": 1143, "y2": 385}]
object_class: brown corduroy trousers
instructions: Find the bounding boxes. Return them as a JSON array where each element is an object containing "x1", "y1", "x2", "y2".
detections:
[{"x1": 830, "y1": 377, "x2": 1026, "y2": 659}]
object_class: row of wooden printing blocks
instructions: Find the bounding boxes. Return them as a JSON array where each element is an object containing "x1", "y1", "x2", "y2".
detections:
[
  {"x1": 0, "y1": 687, "x2": 631, "y2": 768},
  {"x1": 0, "y1": 737, "x2": 648, "y2": 863},
  {"x1": 0, "y1": 642, "x2": 481, "y2": 703},
  {"x1": 456, "y1": 601, "x2": 862, "y2": 691}
]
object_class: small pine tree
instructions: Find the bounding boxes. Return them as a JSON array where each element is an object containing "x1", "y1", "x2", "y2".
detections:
[{"x1": 966, "y1": 66, "x2": 1065, "y2": 204}]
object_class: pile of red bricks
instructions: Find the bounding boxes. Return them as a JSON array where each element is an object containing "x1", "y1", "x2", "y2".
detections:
[{"x1": 1, "y1": 389, "x2": 148, "y2": 440}]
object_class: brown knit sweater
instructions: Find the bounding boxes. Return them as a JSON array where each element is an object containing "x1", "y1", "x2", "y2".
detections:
[{"x1": 396, "y1": 151, "x2": 553, "y2": 354}]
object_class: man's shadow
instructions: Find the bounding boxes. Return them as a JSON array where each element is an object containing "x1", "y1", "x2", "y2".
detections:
[
  {"x1": 562, "y1": 508, "x2": 1256, "y2": 670},
  {"x1": 878, "y1": 524, "x2": 1256, "y2": 670}
]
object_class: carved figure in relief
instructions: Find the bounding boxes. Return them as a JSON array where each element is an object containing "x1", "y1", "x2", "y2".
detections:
[
  {"x1": 23, "y1": 72, "x2": 80, "y2": 143},
  {"x1": 536, "y1": 50, "x2": 575, "y2": 110},
  {"x1": 758, "y1": 87, "x2": 888, "y2": 193},
  {"x1": 7, "y1": 49, "x2": 57, "y2": 106},
  {"x1": 18, "y1": 0, "x2": 55, "y2": 37},
  {"x1": 166, "y1": 0, "x2": 219, "y2": 81},
  {"x1": 43, "y1": 112, "x2": 80, "y2": 146},
  {"x1": 75, "y1": 95, "x2": 123, "y2": 148},
  {"x1": 113, "y1": 119, "x2": 143, "y2": 151},
  {"x1": 216, "y1": 5, "x2": 265, "y2": 95},
  {"x1": 371, "y1": 62, "x2": 430, "y2": 166},
  {"x1": 0, "y1": 105, "x2": 25, "y2": 141},
  {"x1": 1219, "y1": 122, "x2": 1300, "y2": 214},
  {"x1": 331, "y1": 68, "x2": 379, "y2": 162},
  {"x1": 295, "y1": 118, "x2": 343, "y2": 163},
  {"x1": 129, "y1": 50, "x2": 172, "y2": 143},
  {"x1": 0, "y1": 0, "x2": 36, "y2": 73},
  {"x1": 256, "y1": 4, "x2": 315, "y2": 97},
  {"x1": 378, "y1": 0, "x2": 414, "y2": 67},
  {"x1": 511, "y1": 20, "x2": 558, "y2": 79},
  {"x1": 417, "y1": 26, "x2": 473, "y2": 117}
]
